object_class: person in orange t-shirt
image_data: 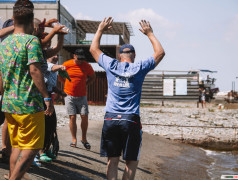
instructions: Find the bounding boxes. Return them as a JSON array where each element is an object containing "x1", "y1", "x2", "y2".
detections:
[{"x1": 63, "y1": 49, "x2": 95, "y2": 149}]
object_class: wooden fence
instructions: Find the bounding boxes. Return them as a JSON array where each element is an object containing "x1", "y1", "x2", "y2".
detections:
[{"x1": 87, "y1": 72, "x2": 108, "y2": 105}]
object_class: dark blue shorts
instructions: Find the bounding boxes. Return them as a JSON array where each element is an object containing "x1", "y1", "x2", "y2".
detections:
[{"x1": 100, "y1": 112, "x2": 142, "y2": 161}]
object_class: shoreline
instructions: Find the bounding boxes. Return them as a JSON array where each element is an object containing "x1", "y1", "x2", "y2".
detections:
[
  {"x1": 1, "y1": 120, "x2": 211, "y2": 180},
  {"x1": 175, "y1": 138, "x2": 238, "y2": 151},
  {"x1": 54, "y1": 103, "x2": 238, "y2": 151}
]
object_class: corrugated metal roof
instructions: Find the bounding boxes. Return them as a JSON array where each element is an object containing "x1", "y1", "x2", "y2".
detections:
[
  {"x1": 76, "y1": 20, "x2": 134, "y2": 36},
  {"x1": 63, "y1": 44, "x2": 118, "y2": 63},
  {"x1": 89, "y1": 63, "x2": 105, "y2": 72}
]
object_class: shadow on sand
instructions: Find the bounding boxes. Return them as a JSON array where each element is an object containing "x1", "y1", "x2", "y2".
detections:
[{"x1": 0, "y1": 148, "x2": 151, "y2": 180}]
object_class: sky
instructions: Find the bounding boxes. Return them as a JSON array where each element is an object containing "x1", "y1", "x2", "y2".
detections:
[{"x1": 60, "y1": 0, "x2": 238, "y2": 91}]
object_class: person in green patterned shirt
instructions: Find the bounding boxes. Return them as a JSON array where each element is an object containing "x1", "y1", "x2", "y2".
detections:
[{"x1": 0, "y1": 0, "x2": 53, "y2": 179}]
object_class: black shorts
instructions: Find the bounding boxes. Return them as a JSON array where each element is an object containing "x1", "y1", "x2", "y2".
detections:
[
  {"x1": 100, "y1": 112, "x2": 142, "y2": 161},
  {"x1": 43, "y1": 98, "x2": 57, "y2": 151}
]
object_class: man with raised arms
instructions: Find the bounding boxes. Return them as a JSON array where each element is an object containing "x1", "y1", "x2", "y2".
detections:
[{"x1": 90, "y1": 17, "x2": 165, "y2": 180}]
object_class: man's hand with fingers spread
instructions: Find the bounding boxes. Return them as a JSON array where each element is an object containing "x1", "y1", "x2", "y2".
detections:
[
  {"x1": 98, "y1": 17, "x2": 114, "y2": 32},
  {"x1": 138, "y1": 19, "x2": 165, "y2": 66},
  {"x1": 139, "y1": 20, "x2": 153, "y2": 36},
  {"x1": 90, "y1": 17, "x2": 114, "y2": 62}
]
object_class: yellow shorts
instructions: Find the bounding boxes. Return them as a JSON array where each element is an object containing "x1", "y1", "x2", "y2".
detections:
[{"x1": 5, "y1": 111, "x2": 45, "y2": 150}]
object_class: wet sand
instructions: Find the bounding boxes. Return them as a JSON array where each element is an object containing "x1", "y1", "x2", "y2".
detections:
[{"x1": 0, "y1": 120, "x2": 211, "y2": 180}]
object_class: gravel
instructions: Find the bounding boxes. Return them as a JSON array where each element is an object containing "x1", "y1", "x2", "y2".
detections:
[{"x1": 55, "y1": 102, "x2": 238, "y2": 143}]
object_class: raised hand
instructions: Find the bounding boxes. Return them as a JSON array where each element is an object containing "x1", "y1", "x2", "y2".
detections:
[
  {"x1": 98, "y1": 17, "x2": 113, "y2": 32},
  {"x1": 139, "y1": 20, "x2": 153, "y2": 36},
  {"x1": 45, "y1": 18, "x2": 58, "y2": 27},
  {"x1": 52, "y1": 24, "x2": 68, "y2": 34}
]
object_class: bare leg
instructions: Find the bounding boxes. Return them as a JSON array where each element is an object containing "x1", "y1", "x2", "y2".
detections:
[
  {"x1": 2, "y1": 120, "x2": 11, "y2": 154},
  {"x1": 203, "y1": 101, "x2": 206, "y2": 108},
  {"x1": 9, "y1": 147, "x2": 21, "y2": 178},
  {"x1": 2, "y1": 120, "x2": 8, "y2": 149},
  {"x1": 122, "y1": 160, "x2": 139, "y2": 180},
  {"x1": 80, "y1": 115, "x2": 88, "y2": 142},
  {"x1": 69, "y1": 115, "x2": 77, "y2": 144},
  {"x1": 9, "y1": 148, "x2": 39, "y2": 180},
  {"x1": 107, "y1": 157, "x2": 120, "y2": 180}
]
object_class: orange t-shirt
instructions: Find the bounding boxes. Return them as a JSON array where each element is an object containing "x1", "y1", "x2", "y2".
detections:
[{"x1": 63, "y1": 59, "x2": 94, "y2": 97}]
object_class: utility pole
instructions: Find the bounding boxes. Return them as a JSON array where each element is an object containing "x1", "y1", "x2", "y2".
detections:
[{"x1": 232, "y1": 81, "x2": 235, "y2": 92}]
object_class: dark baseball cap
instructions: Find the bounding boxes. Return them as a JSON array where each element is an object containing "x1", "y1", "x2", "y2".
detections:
[
  {"x1": 74, "y1": 48, "x2": 86, "y2": 60},
  {"x1": 119, "y1": 44, "x2": 135, "y2": 54},
  {"x1": 1, "y1": 19, "x2": 14, "y2": 41}
]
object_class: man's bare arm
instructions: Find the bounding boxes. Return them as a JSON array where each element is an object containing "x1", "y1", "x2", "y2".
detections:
[
  {"x1": 41, "y1": 24, "x2": 67, "y2": 48},
  {"x1": 139, "y1": 20, "x2": 165, "y2": 67},
  {"x1": 46, "y1": 34, "x2": 64, "y2": 58},
  {"x1": 0, "y1": 71, "x2": 4, "y2": 95},
  {"x1": 29, "y1": 63, "x2": 49, "y2": 98},
  {"x1": 29, "y1": 62, "x2": 53, "y2": 115},
  {"x1": 0, "y1": 26, "x2": 14, "y2": 38},
  {"x1": 51, "y1": 65, "x2": 65, "y2": 72},
  {"x1": 90, "y1": 17, "x2": 113, "y2": 62}
]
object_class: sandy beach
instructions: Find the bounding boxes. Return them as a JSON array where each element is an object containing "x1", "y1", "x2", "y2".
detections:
[
  {"x1": 0, "y1": 99, "x2": 237, "y2": 179},
  {"x1": 0, "y1": 119, "x2": 211, "y2": 180}
]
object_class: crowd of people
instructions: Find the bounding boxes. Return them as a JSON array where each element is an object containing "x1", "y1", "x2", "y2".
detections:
[{"x1": 0, "y1": 0, "x2": 165, "y2": 179}]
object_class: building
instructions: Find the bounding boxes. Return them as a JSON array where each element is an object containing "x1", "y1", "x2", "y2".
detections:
[
  {"x1": 0, "y1": 0, "x2": 85, "y2": 64},
  {"x1": 141, "y1": 70, "x2": 200, "y2": 103},
  {"x1": 0, "y1": 0, "x2": 134, "y2": 104},
  {"x1": 0, "y1": 0, "x2": 133, "y2": 62},
  {"x1": 63, "y1": 20, "x2": 134, "y2": 62}
]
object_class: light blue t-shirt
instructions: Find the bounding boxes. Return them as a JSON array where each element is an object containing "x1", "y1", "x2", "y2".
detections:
[
  {"x1": 44, "y1": 62, "x2": 58, "y2": 92},
  {"x1": 98, "y1": 53, "x2": 155, "y2": 115}
]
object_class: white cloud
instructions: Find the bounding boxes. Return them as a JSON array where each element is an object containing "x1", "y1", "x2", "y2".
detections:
[
  {"x1": 117, "y1": 8, "x2": 180, "y2": 39},
  {"x1": 224, "y1": 14, "x2": 238, "y2": 43},
  {"x1": 74, "y1": 13, "x2": 93, "y2": 20}
]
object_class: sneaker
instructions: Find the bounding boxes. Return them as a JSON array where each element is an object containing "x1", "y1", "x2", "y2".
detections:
[
  {"x1": 40, "y1": 153, "x2": 52, "y2": 162},
  {"x1": 32, "y1": 156, "x2": 42, "y2": 167},
  {"x1": 46, "y1": 150, "x2": 56, "y2": 160}
]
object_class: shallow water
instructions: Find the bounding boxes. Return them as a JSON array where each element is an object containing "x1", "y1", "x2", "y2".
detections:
[{"x1": 203, "y1": 149, "x2": 238, "y2": 180}]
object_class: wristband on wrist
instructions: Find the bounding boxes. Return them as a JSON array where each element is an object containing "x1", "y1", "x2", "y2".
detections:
[{"x1": 44, "y1": 97, "x2": 51, "y2": 101}]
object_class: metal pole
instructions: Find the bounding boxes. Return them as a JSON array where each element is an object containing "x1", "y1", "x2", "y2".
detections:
[
  {"x1": 58, "y1": 0, "x2": 61, "y2": 22},
  {"x1": 235, "y1": 81, "x2": 236, "y2": 92},
  {"x1": 236, "y1": 77, "x2": 238, "y2": 91},
  {"x1": 162, "y1": 71, "x2": 164, "y2": 106}
]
